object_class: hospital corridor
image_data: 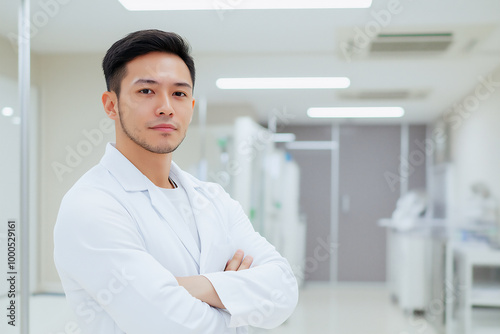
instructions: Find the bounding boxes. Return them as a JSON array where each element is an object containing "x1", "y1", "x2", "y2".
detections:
[{"x1": 1, "y1": 1, "x2": 500, "y2": 333}]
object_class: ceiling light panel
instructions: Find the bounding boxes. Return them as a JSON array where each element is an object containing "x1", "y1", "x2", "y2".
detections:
[
  {"x1": 307, "y1": 107, "x2": 405, "y2": 118},
  {"x1": 118, "y1": 0, "x2": 372, "y2": 11},
  {"x1": 216, "y1": 77, "x2": 350, "y2": 89}
]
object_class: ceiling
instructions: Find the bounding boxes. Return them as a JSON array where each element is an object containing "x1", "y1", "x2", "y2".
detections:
[{"x1": 1, "y1": 0, "x2": 500, "y2": 125}]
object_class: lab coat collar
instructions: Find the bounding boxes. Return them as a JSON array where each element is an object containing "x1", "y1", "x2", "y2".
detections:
[
  {"x1": 99, "y1": 143, "x2": 203, "y2": 192},
  {"x1": 100, "y1": 143, "x2": 203, "y2": 267},
  {"x1": 100, "y1": 143, "x2": 150, "y2": 192}
]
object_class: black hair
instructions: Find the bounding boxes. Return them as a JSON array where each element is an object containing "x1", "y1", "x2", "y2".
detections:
[{"x1": 102, "y1": 29, "x2": 195, "y2": 97}]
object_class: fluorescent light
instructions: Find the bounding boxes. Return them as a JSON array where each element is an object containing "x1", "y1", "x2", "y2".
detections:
[
  {"x1": 307, "y1": 107, "x2": 405, "y2": 118},
  {"x1": 285, "y1": 141, "x2": 339, "y2": 150},
  {"x1": 216, "y1": 77, "x2": 350, "y2": 90},
  {"x1": 119, "y1": 0, "x2": 372, "y2": 11},
  {"x1": 2, "y1": 107, "x2": 14, "y2": 117},
  {"x1": 272, "y1": 133, "x2": 296, "y2": 143}
]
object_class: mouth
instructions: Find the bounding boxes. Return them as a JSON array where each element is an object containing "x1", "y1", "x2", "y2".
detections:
[{"x1": 150, "y1": 123, "x2": 177, "y2": 133}]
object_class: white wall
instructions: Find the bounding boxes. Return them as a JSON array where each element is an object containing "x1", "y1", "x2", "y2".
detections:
[
  {"x1": 0, "y1": 36, "x2": 17, "y2": 80},
  {"x1": 447, "y1": 65, "x2": 500, "y2": 232}
]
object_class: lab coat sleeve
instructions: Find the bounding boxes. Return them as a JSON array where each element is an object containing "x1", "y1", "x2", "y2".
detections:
[
  {"x1": 201, "y1": 185, "x2": 299, "y2": 329},
  {"x1": 54, "y1": 186, "x2": 233, "y2": 334}
]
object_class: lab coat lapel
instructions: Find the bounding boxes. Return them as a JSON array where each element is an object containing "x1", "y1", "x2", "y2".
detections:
[
  {"x1": 195, "y1": 197, "x2": 231, "y2": 274},
  {"x1": 182, "y1": 182, "x2": 220, "y2": 274},
  {"x1": 171, "y1": 165, "x2": 230, "y2": 274},
  {"x1": 147, "y1": 182, "x2": 201, "y2": 268}
]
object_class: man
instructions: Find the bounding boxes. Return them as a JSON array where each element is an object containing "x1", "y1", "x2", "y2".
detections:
[{"x1": 53, "y1": 29, "x2": 298, "y2": 333}]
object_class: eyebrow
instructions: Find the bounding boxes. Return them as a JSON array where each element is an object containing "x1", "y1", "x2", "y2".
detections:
[
  {"x1": 174, "y1": 82, "x2": 193, "y2": 90},
  {"x1": 133, "y1": 78, "x2": 192, "y2": 90},
  {"x1": 133, "y1": 78, "x2": 159, "y2": 85}
]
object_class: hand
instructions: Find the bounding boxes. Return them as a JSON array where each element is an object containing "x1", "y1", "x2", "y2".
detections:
[
  {"x1": 225, "y1": 249, "x2": 253, "y2": 271},
  {"x1": 175, "y1": 249, "x2": 253, "y2": 309}
]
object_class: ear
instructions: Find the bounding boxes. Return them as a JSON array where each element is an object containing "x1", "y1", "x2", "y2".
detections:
[{"x1": 102, "y1": 91, "x2": 118, "y2": 120}]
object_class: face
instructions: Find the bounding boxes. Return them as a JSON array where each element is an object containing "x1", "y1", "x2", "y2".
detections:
[{"x1": 103, "y1": 52, "x2": 195, "y2": 155}]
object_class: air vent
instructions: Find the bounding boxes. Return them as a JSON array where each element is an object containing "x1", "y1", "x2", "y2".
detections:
[
  {"x1": 338, "y1": 90, "x2": 429, "y2": 100},
  {"x1": 337, "y1": 26, "x2": 495, "y2": 60},
  {"x1": 370, "y1": 33, "x2": 453, "y2": 53}
]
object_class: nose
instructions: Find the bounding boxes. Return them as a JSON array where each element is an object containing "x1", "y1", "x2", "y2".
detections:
[{"x1": 156, "y1": 94, "x2": 174, "y2": 117}]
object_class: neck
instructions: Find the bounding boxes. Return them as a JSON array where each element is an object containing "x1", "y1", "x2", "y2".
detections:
[{"x1": 115, "y1": 138, "x2": 174, "y2": 189}]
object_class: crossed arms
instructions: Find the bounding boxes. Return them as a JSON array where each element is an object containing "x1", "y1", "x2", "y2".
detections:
[
  {"x1": 54, "y1": 184, "x2": 298, "y2": 333},
  {"x1": 176, "y1": 249, "x2": 253, "y2": 309}
]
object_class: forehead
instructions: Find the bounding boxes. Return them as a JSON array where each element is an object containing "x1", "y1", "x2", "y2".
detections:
[{"x1": 124, "y1": 52, "x2": 192, "y2": 85}]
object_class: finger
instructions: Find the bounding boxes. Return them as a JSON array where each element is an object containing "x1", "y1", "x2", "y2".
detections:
[
  {"x1": 225, "y1": 250, "x2": 244, "y2": 271},
  {"x1": 238, "y1": 255, "x2": 253, "y2": 271},
  {"x1": 225, "y1": 249, "x2": 244, "y2": 271}
]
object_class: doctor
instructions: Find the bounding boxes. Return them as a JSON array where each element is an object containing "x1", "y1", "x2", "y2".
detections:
[{"x1": 53, "y1": 29, "x2": 298, "y2": 333}]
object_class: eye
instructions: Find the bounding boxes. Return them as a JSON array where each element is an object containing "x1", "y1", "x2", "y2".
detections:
[
  {"x1": 139, "y1": 88, "x2": 153, "y2": 94},
  {"x1": 173, "y1": 91, "x2": 187, "y2": 97}
]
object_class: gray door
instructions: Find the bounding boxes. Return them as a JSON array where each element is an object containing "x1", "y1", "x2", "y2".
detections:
[
  {"x1": 337, "y1": 125, "x2": 401, "y2": 282},
  {"x1": 285, "y1": 125, "x2": 332, "y2": 282}
]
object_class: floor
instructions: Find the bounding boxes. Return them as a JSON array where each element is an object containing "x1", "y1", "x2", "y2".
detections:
[
  {"x1": 251, "y1": 283, "x2": 441, "y2": 334},
  {"x1": 1, "y1": 283, "x2": 442, "y2": 334}
]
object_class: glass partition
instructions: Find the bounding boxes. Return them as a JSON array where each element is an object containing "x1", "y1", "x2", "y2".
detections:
[{"x1": 0, "y1": 2, "x2": 20, "y2": 333}]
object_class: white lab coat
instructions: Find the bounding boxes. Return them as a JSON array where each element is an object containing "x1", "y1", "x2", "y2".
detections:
[{"x1": 54, "y1": 143, "x2": 298, "y2": 334}]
